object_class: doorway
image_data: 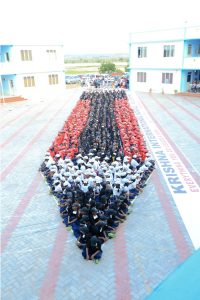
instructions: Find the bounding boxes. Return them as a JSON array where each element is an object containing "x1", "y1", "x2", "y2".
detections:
[{"x1": 9, "y1": 79, "x2": 15, "y2": 95}]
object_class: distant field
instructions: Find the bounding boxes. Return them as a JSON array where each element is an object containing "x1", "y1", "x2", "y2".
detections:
[
  {"x1": 66, "y1": 83, "x2": 80, "y2": 89},
  {"x1": 65, "y1": 62, "x2": 127, "y2": 75},
  {"x1": 64, "y1": 56, "x2": 128, "y2": 64}
]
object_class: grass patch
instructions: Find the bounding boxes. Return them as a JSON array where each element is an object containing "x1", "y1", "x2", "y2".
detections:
[{"x1": 65, "y1": 69, "x2": 96, "y2": 75}]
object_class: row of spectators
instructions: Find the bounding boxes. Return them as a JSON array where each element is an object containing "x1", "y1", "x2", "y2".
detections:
[
  {"x1": 115, "y1": 77, "x2": 129, "y2": 89},
  {"x1": 190, "y1": 81, "x2": 200, "y2": 93}
]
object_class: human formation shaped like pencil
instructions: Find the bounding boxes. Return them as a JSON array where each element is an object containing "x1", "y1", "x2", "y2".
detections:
[{"x1": 40, "y1": 89, "x2": 155, "y2": 263}]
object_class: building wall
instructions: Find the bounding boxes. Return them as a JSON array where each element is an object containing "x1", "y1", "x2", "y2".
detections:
[
  {"x1": 129, "y1": 69, "x2": 181, "y2": 93},
  {"x1": 130, "y1": 28, "x2": 184, "y2": 44},
  {"x1": 0, "y1": 45, "x2": 12, "y2": 62},
  {"x1": 129, "y1": 26, "x2": 200, "y2": 94},
  {"x1": 15, "y1": 71, "x2": 65, "y2": 98},
  {"x1": 185, "y1": 26, "x2": 200, "y2": 39},
  {"x1": 130, "y1": 41, "x2": 184, "y2": 70},
  {"x1": 0, "y1": 45, "x2": 65, "y2": 98},
  {"x1": 183, "y1": 40, "x2": 200, "y2": 69},
  {"x1": 0, "y1": 74, "x2": 16, "y2": 96},
  {"x1": 0, "y1": 45, "x2": 64, "y2": 75},
  {"x1": 130, "y1": 26, "x2": 200, "y2": 44}
]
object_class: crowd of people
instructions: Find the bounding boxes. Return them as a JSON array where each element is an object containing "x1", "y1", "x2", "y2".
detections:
[
  {"x1": 40, "y1": 89, "x2": 155, "y2": 263},
  {"x1": 79, "y1": 90, "x2": 123, "y2": 158},
  {"x1": 80, "y1": 75, "x2": 113, "y2": 88},
  {"x1": 80, "y1": 75, "x2": 129, "y2": 90},
  {"x1": 115, "y1": 77, "x2": 129, "y2": 89},
  {"x1": 190, "y1": 81, "x2": 200, "y2": 93},
  {"x1": 48, "y1": 99, "x2": 90, "y2": 159}
]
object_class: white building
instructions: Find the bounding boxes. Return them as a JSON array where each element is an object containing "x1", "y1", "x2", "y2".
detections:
[
  {"x1": 0, "y1": 45, "x2": 65, "y2": 100},
  {"x1": 129, "y1": 26, "x2": 200, "y2": 94}
]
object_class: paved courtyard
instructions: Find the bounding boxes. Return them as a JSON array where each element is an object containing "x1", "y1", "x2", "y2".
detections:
[{"x1": 1, "y1": 89, "x2": 200, "y2": 300}]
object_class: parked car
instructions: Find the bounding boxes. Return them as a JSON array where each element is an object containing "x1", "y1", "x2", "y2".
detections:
[{"x1": 65, "y1": 75, "x2": 80, "y2": 84}]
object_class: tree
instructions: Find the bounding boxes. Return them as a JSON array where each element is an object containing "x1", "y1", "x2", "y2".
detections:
[
  {"x1": 115, "y1": 69, "x2": 124, "y2": 75},
  {"x1": 99, "y1": 62, "x2": 116, "y2": 74},
  {"x1": 125, "y1": 65, "x2": 129, "y2": 72}
]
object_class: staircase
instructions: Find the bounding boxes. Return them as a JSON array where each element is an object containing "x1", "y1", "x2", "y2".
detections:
[
  {"x1": 176, "y1": 92, "x2": 200, "y2": 98},
  {"x1": 0, "y1": 96, "x2": 27, "y2": 103}
]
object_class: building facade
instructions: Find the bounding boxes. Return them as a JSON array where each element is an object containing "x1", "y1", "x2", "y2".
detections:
[
  {"x1": 0, "y1": 45, "x2": 65, "y2": 99},
  {"x1": 129, "y1": 26, "x2": 200, "y2": 93}
]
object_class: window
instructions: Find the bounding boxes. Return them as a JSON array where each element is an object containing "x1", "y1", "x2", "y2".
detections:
[
  {"x1": 162, "y1": 73, "x2": 173, "y2": 84},
  {"x1": 187, "y1": 44, "x2": 192, "y2": 56},
  {"x1": 6, "y1": 52, "x2": 10, "y2": 61},
  {"x1": 163, "y1": 45, "x2": 175, "y2": 57},
  {"x1": 48, "y1": 74, "x2": 59, "y2": 85},
  {"x1": 24, "y1": 76, "x2": 35, "y2": 87},
  {"x1": 187, "y1": 72, "x2": 192, "y2": 83},
  {"x1": 47, "y1": 49, "x2": 57, "y2": 60},
  {"x1": 138, "y1": 47, "x2": 147, "y2": 58},
  {"x1": 197, "y1": 45, "x2": 200, "y2": 56},
  {"x1": 10, "y1": 80, "x2": 14, "y2": 88},
  {"x1": 137, "y1": 72, "x2": 146, "y2": 82},
  {"x1": 21, "y1": 50, "x2": 32, "y2": 61}
]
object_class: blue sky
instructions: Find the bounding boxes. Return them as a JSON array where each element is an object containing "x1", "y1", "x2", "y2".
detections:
[{"x1": 0, "y1": 0, "x2": 199, "y2": 54}]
